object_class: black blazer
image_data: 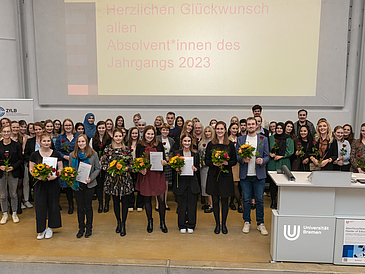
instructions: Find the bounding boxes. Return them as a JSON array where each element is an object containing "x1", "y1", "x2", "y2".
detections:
[
  {"x1": 0, "y1": 140, "x2": 23, "y2": 178},
  {"x1": 171, "y1": 150, "x2": 200, "y2": 196},
  {"x1": 313, "y1": 139, "x2": 338, "y2": 170},
  {"x1": 24, "y1": 137, "x2": 55, "y2": 164}
]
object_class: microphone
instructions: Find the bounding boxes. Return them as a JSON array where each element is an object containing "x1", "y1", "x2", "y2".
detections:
[{"x1": 281, "y1": 165, "x2": 295, "y2": 181}]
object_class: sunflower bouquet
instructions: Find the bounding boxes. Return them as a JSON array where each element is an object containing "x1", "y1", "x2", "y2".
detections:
[
  {"x1": 237, "y1": 143, "x2": 255, "y2": 159},
  {"x1": 108, "y1": 159, "x2": 128, "y2": 176},
  {"x1": 132, "y1": 152, "x2": 151, "y2": 182},
  {"x1": 168, "y1": 154, "x2": 185, "y2": 187},
  {"x1": 31, "y1": 163, "x2": 54, "y2": 183},
  {"x1": 211, "y1": 150, "x2": 230, "y2": 181},
  {"x1": 60, "y1": 166, "x2": 78, "y2": 189}
]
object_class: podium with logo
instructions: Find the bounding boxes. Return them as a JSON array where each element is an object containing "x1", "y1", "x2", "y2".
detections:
[{"x1": 270, "y1": 171, "x2": 365, "y2": 264}]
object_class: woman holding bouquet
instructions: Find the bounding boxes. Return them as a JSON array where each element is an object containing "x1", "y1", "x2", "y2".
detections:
[
  {"x1": 91, "y1": 121, "x2": 111, "y2": 213},
  {"x1": 172, "y1": 134, "x2": 200, "y2": 233},
  {"x1": 205, "y1": 121, "x2": 237, "y2": 234},
  {"x1": 0, "y1": 125, "x2": 23, "y2": 224},
  {"x1": 101, "y1": 128, "x2": 134, "y2": 236},
  {"x1": 350, "y1": 123, "x2": 365, "y2": 173},
  {"x1": 29, "y1": 134, "x2": 62, "y2": 239},
  {"x1": 310, "y1": 118, "x2": 338, "y2": 170},
  {"x1": 267, "y1": 122, "x2": 294, "y2": 208},
  {"x1": 333, "y1": 126, "x2": 351, "y2": 171},
  {"x1": 55, "y1": 119, "x2": 80, "y2": 214},
  {"x1": 127, "y1": 127, "x2": 144, "y2": 212},
  {"x1": 135, "y1": 125, "x2": 168, "y2": 233},
  {"x1": 291, "y1": 125, "x2": 313, "y2": 171},
  {"x1": 70, "y1": 134, "x2": 100, "y2": 238}
]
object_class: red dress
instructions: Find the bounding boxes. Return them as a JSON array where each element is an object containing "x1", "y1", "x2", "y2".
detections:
[{"x1": 135, "y1": 144, "x2": 166, "y2": 196}]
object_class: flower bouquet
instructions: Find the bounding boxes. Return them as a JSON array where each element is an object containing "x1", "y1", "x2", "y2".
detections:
[
  {"x1": 237, "y1": 143, "x2": 255, "y2": 159},
  {"x1": 356, "y1": 153, "x2": 365, "y2": 172},
  {"x1": 168, "y1": 154, "x2": 185, "y2": 187},
  {"x1": 255, "y1": 136, "x2": 265, "y2": 157},
  {"x1": 31, "y1": 163, "x2": 54, "y2": 184},
  {"x1": 339, "y1": 144, "x2": 347, "y2": 171},
  {"x1": 132, "y1": 152, "x2": 151, "y2": 182},
  {"x1": 60, "y1": 166, "x2": 79, "y2": 189},
  {"x1": 212, "y1": 150, "x2": 230, "y2": 181}
]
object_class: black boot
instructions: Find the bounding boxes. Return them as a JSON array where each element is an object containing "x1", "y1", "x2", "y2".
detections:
[
  {"x1": 98, "y1": 203, "x2": 103, "y2": 213},
  {"x1": 160, "y1": 220, "x2": 168, "y2": 233},
  {"x1": 104, "y1": 201, "x2": 109, "y2": 213},
  {"x1": 214, "y1": 224, "x2": 220, "y2": 234},
  {"x1": 147, "y1": 218, "x2": 153, "y2": 233},
  {"x1": 120, "y1": 222, "x2": 126, "y2": 237},
  {"x1": 76, "y1": 228, "x2": 84, "y2": 238},
  {"x1": 229, "y1": 198, "x2": 236, "y2": 210},
  {"x1": 222, "y1": 224, "x2": 228, "y2": 234},
  {"x1": 85, "y1": 229, "x2": 92, "y2": 238},
  {"x1": 116, "y1": 220, "x2": 122, "y2": 233},
  {"x1": 68, "y1": 203, "x2": 74, "y2": 214}
]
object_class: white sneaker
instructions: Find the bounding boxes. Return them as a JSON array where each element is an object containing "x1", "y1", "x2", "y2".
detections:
[
  {"x1": 21, "y1": 203, "x2": 26, "y2": 209},
  {"x1": 128, "y1": 208, "x2": 134, "y2": 212},
  {"x1": 180, "y1": 228, "x2": 186, "y2": 234},
  {"x1": 242, "y1": 222, "x2": 250, "y2": 233},
  {"x1": 45, "y1": 227, "x2": 53, "y2": 239},
  {"x1": 12, "y1": 212, "x2": 20, "y2": 223},
  {"x1": 187, "y1": 228, "x2": 194, "y2": 234},
  {"x1": 24, "y1": 201, "x2": 33, "y2": 208},
  {"x1": 37, "y1": 229, "x2": 46, "y2": 240},
  {"x1": 257, "y1": 223, "x2": 269, "y2": 236},
  {"x1": 137, "y1": 208, "x2": 143, "y2": 212},
  {"x1": 0, "y1": 213, "x2": 8, "y2": 225}
]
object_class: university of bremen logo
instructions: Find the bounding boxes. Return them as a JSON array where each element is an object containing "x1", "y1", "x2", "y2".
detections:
[{"x1": 283, "y1": 225, "x2": 300, "y2": 241}]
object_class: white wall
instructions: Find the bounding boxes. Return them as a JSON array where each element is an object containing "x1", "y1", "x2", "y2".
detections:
[{"x1": 0, "y1": 0, "x2": 23, "y2": 98}]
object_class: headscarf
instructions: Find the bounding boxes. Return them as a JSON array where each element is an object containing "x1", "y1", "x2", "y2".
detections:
[
  {"x1": 83, "y1": 113, "x2": 96, "y2": 139},
  {"x1": 138, "y1": 119, "x2": 147, "y2": 139},
  {"x1": 273, "y1": 122, "x2": 290, "y2": 156}
]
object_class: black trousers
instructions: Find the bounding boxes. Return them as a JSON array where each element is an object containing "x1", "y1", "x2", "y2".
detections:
[
  {"x1": 176, "y1": 187, "x2": 198, "y2": 229},
  {"x1": 34, "y1": 179, "x2": 62, "y2": 233},
  {"x1": 127, "y1": 172, "x2": 143, "y2": 208},
  {"x1": 74, "y1": 187, "x2": 95, "y2": 230},
  {"x1": 96, "y1": 170, "x2": 110, "y2": 205}
]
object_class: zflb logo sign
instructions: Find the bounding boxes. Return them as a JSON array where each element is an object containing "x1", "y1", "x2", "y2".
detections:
[
  {"x1": 0, "y1": 107, "x2": 5, "y2": 117},
  {"x1": 283, "y1": 225, "x2": 300, "y2": 241}
]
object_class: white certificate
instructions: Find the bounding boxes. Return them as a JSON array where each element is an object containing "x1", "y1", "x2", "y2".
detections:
[
  {"x1": 76, "y1": 162, "x2": 92, "y2": 184},
  {"x1": 181, "y1": 157, "x2": 194, "y2": 176},
  {"x1": 150, "y1": 152, "x2": 163, "y2": 171},
  {"x1": 42, "y1": 157, "x2": 57, "y2": 176}
]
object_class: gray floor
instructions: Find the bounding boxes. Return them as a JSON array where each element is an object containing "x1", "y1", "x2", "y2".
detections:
[{"x1": 0, "y1": 261, "x2": 364, "y2": 274}]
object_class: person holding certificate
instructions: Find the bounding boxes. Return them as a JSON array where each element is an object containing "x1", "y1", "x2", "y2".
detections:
[
  {"x1": 135, "y1": 125, "x2": 168, "y2": 233},
  {"x1": 29, "y1": 134, "x2": 62, "y2": 239},
  {"x1": 0, "y1": 125, "x2": 23, "y2": 224},
  {"x1": 205, "y1": 121, "x2": 237, "y2": 234},
  {"x1": 100, "y1": 128, "x2": 134, "y2": 237},
  {"x1": 69, "y1": 134, "x2": 100, "y2": 238},
  {"x1": 172, "y1": 134, "x2": 200, "y2": 234}
]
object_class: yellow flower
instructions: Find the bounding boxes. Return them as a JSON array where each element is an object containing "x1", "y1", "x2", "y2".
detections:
[
  {"x1": 109, "y1": 160, "x2": 117, "y2": 167},
  {"x1": 37, "y1": 163, "x2": 45, "y2": 170}
]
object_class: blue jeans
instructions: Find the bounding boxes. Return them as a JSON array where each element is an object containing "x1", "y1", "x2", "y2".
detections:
[{"x1": 240, "y1": 176, "x2": 265, "y2": 225}]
